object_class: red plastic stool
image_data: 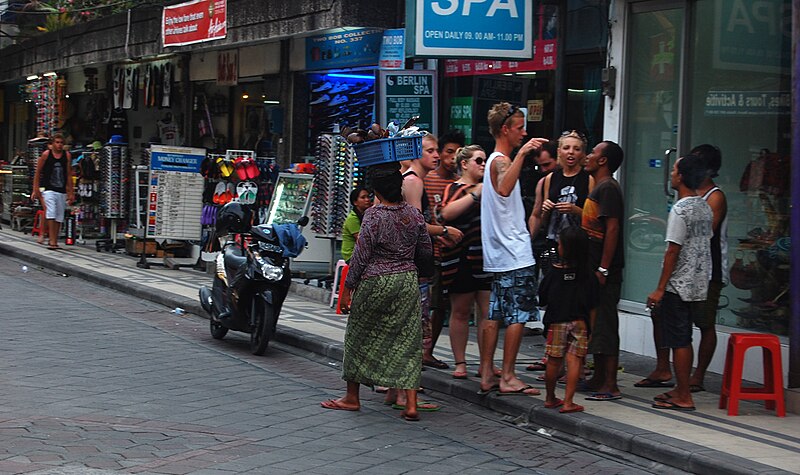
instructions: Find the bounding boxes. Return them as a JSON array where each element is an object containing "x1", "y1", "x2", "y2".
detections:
[
  {"x1": 719, "y1": 333, "x2": 785, "y2": 417},
  {"x1": 335, "y1": 264, "x2": 350, "y2": 315},
  {"x1": 31, "y1": 210, "x2": 46, "y2": 236}
]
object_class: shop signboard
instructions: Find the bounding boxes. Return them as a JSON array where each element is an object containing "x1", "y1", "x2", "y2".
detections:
[
  {"x1": 379, "y1": 71, "x2": 437, "y2": 136},
  {"x1": 406, "y1": 0, "x2": 533, "y2": 59},
  {"x1": 713, "y1": 0, "x2": 790, "y2": 74},
  {"x1": 527, "y1": 99, "x2": 544, "y2": 122},
  {"x1": 147, "y1": 145, "x2": 205, "y2": 241},
  {"x1": 473, "y1": 77, "x2": 526, "y2": 151},
  {"x1": 449, "y1": 96, "x2": 473, "y2": 141},
  {"x1": 162, "y1": 0, "x2": 226, "y2": 47},
  {"x1": 704, "y1": 91, "x2": 791, "y2": 116},
  {"x1": 379, "y1": 29, "x2": 406, "y2": 70},
  {"x1": 305, "y1": 28, "x2": 384, "y2": 70}
]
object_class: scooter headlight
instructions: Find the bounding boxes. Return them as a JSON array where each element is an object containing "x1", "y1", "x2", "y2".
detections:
[{"x1": 261, "y1": 263, "x2": 284, "y2": 281}]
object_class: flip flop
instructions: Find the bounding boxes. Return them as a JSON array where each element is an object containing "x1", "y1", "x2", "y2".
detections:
[
  {"x1": 474, "y1": 368, "x2": 503, "y2": 378},
  {"x1": 47, "y1": 246, "x2": 62, "y2": 250},
  {"x1": 422, "y1": 359, "x2": 449, "y2": 369},
  {"x1": 652, "y1": 400, "x2": 696, "y2": 411},
  {"x1": 391, "y1": 401, "x2": 441, "y2": 412},
  {"x1": 560, "y1": 404, "x2": 585, "y2": 414},
  {"x1": 234, "y1": 156, "x2": 249, "y2": 181},
  {"x1": 526, "y1": 362, "x2": 547, "y2": 372},
  {"x1": 400, "y1": 411, "x2": 420, "y2": 422},
  {"x1": 498, "y1": 385, "x2": 541, "y2": 396},
  {"x1": 320, "y1": 399, "x2": 359, "y2": 411},
  {"x1": 452, "y1": 371, "x2": 468, "y2": 380},
  {"x1": 246, "y1": 159, "x2": 260, "y2": 179},
  {"x1": 689, "y1": 384, "x2": 706, "y2": 393},
  {"x1": 653, "y1": 392, "x2": 673, "y2": 402},
  {"x1": 585, "y1": 392, "x2": 622, "y2": 401},
  {"x1": 544, "y1": 399, "x2": 564, "y2": 409},
  {"x1": 634, "y1": 378, "x2": 675, "y2": 388},
  {"x1": 477, "y1": 384, "x2": 500, "y2": 395}
]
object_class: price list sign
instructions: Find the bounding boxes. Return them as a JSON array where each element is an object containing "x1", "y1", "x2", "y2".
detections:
[
  {"x1": 379, "y1": 70, "x2": 437, "y2": 136},
  {"x1": 146, "y1": 145, "x2": 206, "y2": 241}
]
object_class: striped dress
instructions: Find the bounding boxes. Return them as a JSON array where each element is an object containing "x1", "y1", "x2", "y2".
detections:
[{"x1": 439, "y1": 182, "x2": 492, "y2": 294}]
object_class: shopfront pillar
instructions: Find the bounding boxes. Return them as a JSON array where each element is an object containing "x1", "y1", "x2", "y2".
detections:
[{"x1": 789, "y1": 0, "x2": 800, "y2": 388}]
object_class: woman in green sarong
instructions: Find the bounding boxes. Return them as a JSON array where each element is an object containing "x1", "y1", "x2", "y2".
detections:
[{"x1": 321, "y1": 163, "x2": 432, "y2": 421}]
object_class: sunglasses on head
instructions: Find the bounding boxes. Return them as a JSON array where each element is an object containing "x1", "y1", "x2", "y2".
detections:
[
  {"x1": 502, "y1": 105, "x2": 519, "y2": 125},
  {"x1": 560, "y1": 130, "x2": 587, "y2": 142}
]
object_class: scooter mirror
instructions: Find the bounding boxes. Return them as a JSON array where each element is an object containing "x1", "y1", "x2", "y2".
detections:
[{"x1": 297, "y1": 216, "x2": 309, "y2": 227}]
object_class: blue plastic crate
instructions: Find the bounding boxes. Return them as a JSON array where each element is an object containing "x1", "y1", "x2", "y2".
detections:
[{"x1": 353, "y1": 135, "x2": 423, "y2": 167}]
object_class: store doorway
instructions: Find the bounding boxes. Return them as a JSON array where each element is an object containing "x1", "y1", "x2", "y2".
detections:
[{"x1": 620, "y1": 1, "x2": 685, "y2": 307}]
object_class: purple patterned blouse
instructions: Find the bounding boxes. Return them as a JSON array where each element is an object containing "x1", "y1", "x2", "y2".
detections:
[{"x1": 345, "y1": 202, "x2": 432, "y2": 288}]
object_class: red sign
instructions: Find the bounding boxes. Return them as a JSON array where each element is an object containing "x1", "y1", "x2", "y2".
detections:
[
  {"x1": 444, "y1": 40, "x2": 557, "y2": 77},
  {"x1": 163, "y1": 0, "x2": 226, "y2": 47}
]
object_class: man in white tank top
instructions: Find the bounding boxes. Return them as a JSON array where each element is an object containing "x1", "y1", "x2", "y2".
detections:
[{"x1": 479, "y1": 102, "x2": 548, "y2": 395}]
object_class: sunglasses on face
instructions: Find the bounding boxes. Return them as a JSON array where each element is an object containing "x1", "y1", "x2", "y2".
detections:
[{"x1": 469, "y1": 156, "x2": 485, "y2": 165}]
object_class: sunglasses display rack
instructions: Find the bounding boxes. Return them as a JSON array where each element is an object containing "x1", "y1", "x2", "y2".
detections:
[
  {"x1": 26, "y1": 138, "x2": 50, "y2": 184},
  {"x1": 100, "y1": 144, "x2": 130, "y2": 219},
  {"x1": 20, "y1": 76, "x2": 59, "y2": 138},
  {"x1": 310, "y1": 134, "x2": 359, "y2": 236}
]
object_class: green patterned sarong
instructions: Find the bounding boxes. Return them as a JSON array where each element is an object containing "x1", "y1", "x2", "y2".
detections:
[{"x1": 342, "y1": 271, "x2": 422, "y2": 389}]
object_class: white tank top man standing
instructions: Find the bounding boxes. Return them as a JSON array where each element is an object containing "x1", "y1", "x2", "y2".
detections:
[{"x1": 478, "y1": 102, "x2": 548, "y2": 395}]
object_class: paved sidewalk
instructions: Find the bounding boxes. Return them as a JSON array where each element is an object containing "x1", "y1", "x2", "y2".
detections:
[{"x1": 1, "y1": 228, "x2": 798, "y2": 474}]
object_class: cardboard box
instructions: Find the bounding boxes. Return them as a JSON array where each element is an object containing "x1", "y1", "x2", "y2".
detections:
[{"x1": 125, "y1": 239, "x2": 157, "y2": 256}]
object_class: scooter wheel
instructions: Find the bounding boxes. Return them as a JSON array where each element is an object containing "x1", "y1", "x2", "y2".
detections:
[{"x1": 210, "y1": 320, "x2": 228, "y2": 339}]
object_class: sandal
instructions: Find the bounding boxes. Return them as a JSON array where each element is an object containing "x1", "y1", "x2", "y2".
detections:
[
  {"x1": 452, "y1": 361, "x2": 468, "y2": 379},
  {"x1": 422, "y1": 359, "x2": 449, "y2": 370}
]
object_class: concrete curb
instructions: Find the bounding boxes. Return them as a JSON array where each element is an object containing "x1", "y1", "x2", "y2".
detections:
[{"x1": 0, "y1": 242, "x2": 790, "y2": 475}]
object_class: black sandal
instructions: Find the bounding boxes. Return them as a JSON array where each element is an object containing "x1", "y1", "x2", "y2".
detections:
[{"x1": 422, "y1": 359, "x2": 450, "y2": 369}]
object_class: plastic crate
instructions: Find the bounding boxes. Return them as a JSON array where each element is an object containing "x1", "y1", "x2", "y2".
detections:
[{"x1": 353, "y1": 135, "x2": 423, "y2": 167}]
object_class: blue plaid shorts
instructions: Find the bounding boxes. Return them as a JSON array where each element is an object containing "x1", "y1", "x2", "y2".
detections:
[{"x1": 489, "y1": 265, "x2": 539, "y2": 325}]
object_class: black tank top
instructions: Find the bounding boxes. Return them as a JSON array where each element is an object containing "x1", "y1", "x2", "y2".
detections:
[
  {"x1": 41, "y1": 150, "x2": 69, "y2": 193},
  {"x1": 546, "y1": 168, "x2": 590, "y2": 240}
]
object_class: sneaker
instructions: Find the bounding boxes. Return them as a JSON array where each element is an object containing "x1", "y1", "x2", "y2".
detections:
[
  {"x1": 312, "y1": 81, "x2": 332, "y2": 93},
  {"x1": 329, "y1": 94, "x2": 348, "y2": 106},
  {"x1": 330, "y1": 82, "x2": 350, "y2": 93},
  {"x1": 310, "y1": 94, "x2": 330, "y2": 105}
]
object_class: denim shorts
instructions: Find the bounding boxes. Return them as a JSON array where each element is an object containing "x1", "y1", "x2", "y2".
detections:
[
  {"x1": 488, "y1": 265, "x2": 539, "y2": 325},
  {"x1": 658, "y1": 292, "x2": 704, "y2": 349}
]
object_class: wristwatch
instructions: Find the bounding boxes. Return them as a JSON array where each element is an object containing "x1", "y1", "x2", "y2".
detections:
[
  {"x1": 597, "y1": 266, "x2": 609, "y2": 277},
  {"x1": 441, "y1": 226, "x2": 449, "y2": 236}
]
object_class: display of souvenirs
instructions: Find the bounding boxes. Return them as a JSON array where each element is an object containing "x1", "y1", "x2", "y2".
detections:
[
  {"x1": 307, "y1": 73, "x2": 375, "y2": 155},
  {"x1": 266, "y1": 173, "x2": 312, "y2": 226},
  {"x1": 310, "y1": 134, "x2": 359, "y2": 236}
]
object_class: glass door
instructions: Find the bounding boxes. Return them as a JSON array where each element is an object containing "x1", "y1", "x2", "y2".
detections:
[{"x1": 620, "y1": 2, "x2": 685, "y2": 307}]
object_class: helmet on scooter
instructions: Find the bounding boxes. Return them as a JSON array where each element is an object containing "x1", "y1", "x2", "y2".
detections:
[{"x1": 216, "y1": 202, "x2": 252, "y2": 234}]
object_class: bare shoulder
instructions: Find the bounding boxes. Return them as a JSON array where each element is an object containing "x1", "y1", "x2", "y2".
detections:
[{"x1": 492, "y1": 154, "x2": 511, "y2": 172}]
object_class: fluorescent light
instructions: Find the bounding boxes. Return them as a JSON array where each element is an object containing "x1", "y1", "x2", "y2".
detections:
[
  {"x1": 516, "y1": 72, "x2": 538, "y2": 76},
  {"x1": 43, "y1": 72, "x2": 58, "y2": 77},
  {"x1": 567, "y1": 88, "x2": 601, "y2": 93},
  {"x1": 327, "y1": 73, "x2": 374, "y2": 80},
  {"x1": 263, "y1": 100, "x2": 279, "y2": 104},
  {"x1": 26, "y1": 75, "x2": 40, "y2": 81}
]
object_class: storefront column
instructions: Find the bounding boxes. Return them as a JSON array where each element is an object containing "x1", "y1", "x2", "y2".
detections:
[
  {"x1": 278, "y1": 39, "x2": 292, "y2": 169},
  {"x1": 789, "y1": 0, "x2": 800, "y2": 388}
]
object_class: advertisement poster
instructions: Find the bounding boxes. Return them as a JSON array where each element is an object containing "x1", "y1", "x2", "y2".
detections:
[
  {"x1": 163, "y1": 0, "x2": 227, "y2": 47},
  {"x1": 449, "y1": 96, "x2": 474, "y2": 141},
  {"x1": 379, "y1": 71, "x2": 437, "y2": 136},
  {"x1": 147, "y1": 145, "x2": 205, "y2": 241},
  {"x1": 306, "y1": 28, "x2": 384, "y2": 70},
  {"x1": 379, "y1": 29, "x2": 406, "y2": 70}
]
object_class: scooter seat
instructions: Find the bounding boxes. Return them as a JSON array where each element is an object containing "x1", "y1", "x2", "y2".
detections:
[{"x1": 223, "y1": 245, "x2": 247, "y2": 277}]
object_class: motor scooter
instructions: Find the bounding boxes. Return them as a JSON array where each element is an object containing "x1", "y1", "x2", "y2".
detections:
[
  {"x1": 628, "y1": 207, "x2": 667, "y2": 251},
  {"x1": 199, "y1": 203, "x2": 307, "y2": 355}
]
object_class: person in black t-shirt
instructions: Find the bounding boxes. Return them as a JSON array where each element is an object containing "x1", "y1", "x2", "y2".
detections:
[
  {"x1": 581, "y1": 141, "x2": 625, "y2": 401},
  {"x1": 539, "y1": 226, "x2": 598, "y2": 414}
]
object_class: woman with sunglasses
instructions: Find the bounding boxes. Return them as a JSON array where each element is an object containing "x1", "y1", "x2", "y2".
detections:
[
  {"x1": 340, "y1": 186, "x2": 372, "y2": 263},
  {"x1": 537, "y1": 130, "x2": 594, "y2": 256},
  {"x1": 438, "y1": 145, "x2": 497, "y2": 380}
]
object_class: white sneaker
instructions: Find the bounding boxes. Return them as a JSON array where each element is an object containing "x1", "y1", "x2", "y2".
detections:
[
  {"x1": 310, "y1": 94, "x2": 330, "y2": 105},
  {"x1": 312, "y1": 81, "x2": 332, "y2": 93},
  {"x1": 329, "y1": 95, "x2": 348, "y2": 106},
  {"x1": 330, "y1": 82, "x2": 350, "y2": 93}
]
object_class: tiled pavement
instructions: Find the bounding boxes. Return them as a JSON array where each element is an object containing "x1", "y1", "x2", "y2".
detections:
[
  {"x1": 1, "y1": 228, "x2": 799, "y2": 474},
  {"x1": 0, "y1": 247, "x2": 674, "y2": 475}
]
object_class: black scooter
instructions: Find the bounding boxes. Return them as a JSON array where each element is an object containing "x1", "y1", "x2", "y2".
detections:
[{"x1": 199, "y1": 203, "x2": 307, "y2": 355}]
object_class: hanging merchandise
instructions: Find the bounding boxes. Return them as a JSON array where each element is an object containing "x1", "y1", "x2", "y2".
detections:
[
  {"x1": 307, "y1": 73, "x2": 375, "y2": 154},
  {"x1": 162, "y1": 62, "x2": 173, "y2": 108},
  {"x1": 21, "y1": 75, "x2": 60, "y2": 137},
  {"x1": 310, "y1": 134, "x2": 359, "y2": 236},
  {"x1": 26, "y1": 137, "x2": 49, "y2": 183}
]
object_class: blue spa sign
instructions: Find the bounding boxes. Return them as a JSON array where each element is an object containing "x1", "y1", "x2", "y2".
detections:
[{"x1": 407, "y1": 0, "x2": 533, "y2": 59}]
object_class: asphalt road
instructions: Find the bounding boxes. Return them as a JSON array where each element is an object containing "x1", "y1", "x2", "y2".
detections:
[{"x1": 0, "y1": 256, "x2": 674, "y2": 475}]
